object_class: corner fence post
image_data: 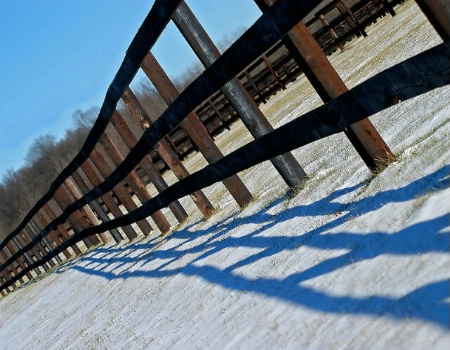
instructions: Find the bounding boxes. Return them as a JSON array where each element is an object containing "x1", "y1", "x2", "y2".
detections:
[
  {"x1": 254, "y1": 0, "x2": 395, "y2": 171},
  {"x1": 140, "y1": 52, "x2": 254, "y2": 208},
  {"x1": 110, "y1": 110, "x2": 189, "y2": 223},
  {"x1": 121, "y1": 88, "x2": 215, "y2": 218},
  {"x1": 172, "y1": 1, "x2": 308, "y2": 188},
  {"x1": 415, "y1": 0, "x2": 450, "y2": 40},
  {"x1": 77, "y1": 161, "x2": 140, "y2": 242}
]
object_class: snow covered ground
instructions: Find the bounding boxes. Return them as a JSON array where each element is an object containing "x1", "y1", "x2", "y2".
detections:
[{"x1": 1, "y1": 1, "x2": 449, "y2": 349}]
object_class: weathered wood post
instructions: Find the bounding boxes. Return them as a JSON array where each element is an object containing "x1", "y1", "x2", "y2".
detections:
[
  {"x1": 0, "y1": 251, "x2": 16, "y2": 291},
  {"x1": 68, "y1": 172, "x2": 124, "y2": 244},
  {"x1": 96, "y1": 132, "x2": 172, "y2": 235},
  {"x1": 42, "y1": 203, "x2": 83, "y2": 256},
  {"x1": 11, "y1": 235, "x2": 39, "y2": 278},
  {"x1": 140, "y1": 52, "x2": 254, "y2": 208},
  {"x1": 261, "y1": 54, "x2": 287, "y2": 90},
  {"x1": 88, "y1": 148, "x2": 155, "y2": 237},
  {"x1": 254, "y1": 0, "x2": 395, "y2": 170},
  {"x1": 337, "y1": 0, "x2": 368, "y2": 37},
  {"x1": 2, "y1": 242, "x2": 25, "y2": 286},
  {"x1": 76, "y1": 163, "x2": 139, "y2": 242},
  {"x1": 18, "y1": 228, "x2": 48, "y2": 273},
  {"x1": 122, "y1": 88, "x2": 215, "y2": 218},
  {"x1": 318, "y1": 13, "x2": 346, "y2": 52},
  {"x1": 35, "y1": 209, "x2": 74, "y2": 260},
  {"x1": 110, "y1": 110, "x2": 189, "y2": 223},
  {"x1": 23, "y1": 224, "x2": 53, "y2": 270},
  {"x1": 28, "y1": 219, "x2": 64, "y2": 265},
  {"x1": 52, "y1": 188, "x2": 102, "y2": 249},
  {"x1": 172, "y1": 1, "x2": 308, "y2": 188},
  {"x1": 12, "y1": 229, "x2": 41, "y2": 276},
  {"x1": 28, "y1": 218, "x2": 63, "y2": 265},
  {"x1": 415, "y1": 0, "x2": 450, "y2": 40}
]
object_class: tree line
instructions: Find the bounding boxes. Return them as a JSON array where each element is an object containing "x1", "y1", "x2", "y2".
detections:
[{"x1": 0, "y1": 27, "x2": 245, "y2": 241}]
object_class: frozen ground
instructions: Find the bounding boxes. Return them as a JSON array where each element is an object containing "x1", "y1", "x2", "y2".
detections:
[{"x1": 1, "y1": 1, "x2": 449, "y2": 349}]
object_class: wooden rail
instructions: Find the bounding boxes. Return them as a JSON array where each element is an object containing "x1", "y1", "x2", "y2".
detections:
[{"x1": 0, "y1": 0, "x2": 448, "y2": 295}]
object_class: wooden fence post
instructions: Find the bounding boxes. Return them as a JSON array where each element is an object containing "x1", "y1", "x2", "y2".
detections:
[
  {"x1": 23, "y1": 224, "x2": 53, "y2": 271},
  {"x1": 87, "y1": 148, "x2": 155, "y2": 237},
  {"x1": 31, "y1": 214, "x2": 68, "y2": 261},
  {"x1": 17, "y1": 229, "x2": 47, "y2": 274},
  {"x1": 318, "y1": 13, "x2": 346, "y2": 52},
  {"x1": 122, "y1": 88, "x2": 215, "y2": 218},
  {"x1": 64, "y1": 178, "x2": 113, "y2": 244},
  {"x1": 35, "y1": 210, "x2": 74, "y2": 260},
  {"x1": 110, "y1": 110, "x2": 189, "y2": 223},
  {"x1": 11, "y1": 236, "x2": 38, "y2": 278},
  {"x1": 70, "y1": 171, "x2": 125, "y2": 244},
  {"x1": 29, "y1": 218, "x2": 63, "y2": 265},
  {"x1": 172, "y1": 1, "x2": 308, "y2": 188},
  {"x1": 96, "y1": 132, "x2": 172, "y2": 235},
  {"x1": 78, "y1": 160, "x2": 140, "y2": 242},
  {"x1": 254, "y1": 0, "x2": 395, "y2": 170},
  {"x1": 140, "y1": 52, "x2": 254, "y2": 208},
  {"x1": 52, "y1": 188, "x2": 102, "y2": 250},
  {"x1": 42, "y1": 203, "x2": 83, "y2": 256},
  {"x1": 415, "y1": 0, "x2": 450, "y2": 40},
  {"x1": 337, "y1": 0, "x2": 368, "y2": 37}
]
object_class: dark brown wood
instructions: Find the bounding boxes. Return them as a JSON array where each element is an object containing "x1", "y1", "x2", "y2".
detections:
[
  {"x1": 110, "y1": 110, "x2": 189, "y2": 223},
  {"x1": 254, "y1": 0, "x2": 395, "y2": 170},
  {"x1": 53, "y1": 187, "x2": 102, "y2": 249},
  {"x1": 35, "y1": 210, "x2": 73, "y2": 260},
  {"x1": 140, "y1": 52, "x2": 254, "y2": 208},
  {"x1": 64, "y1": 178, "x2": 111, "y2": 244},
  {"x1": 29, "y1": 40, "x2": 449, "y2": 253},
  {"x1": 172, "y1": 1, "x2": 308, "y2": 188},
  {"x1": 70, "y1": 172, "x2": 124, "y2": 243},
  {"x1": 0, "y1": 0, "x2": 183, "y2": 257},
  {"x1": 122, "y1": 88, "x2": 215, "y2": 218},
  {"x1": 337, "y1": 0, "x2": 367, "y2": 37},
  {"x1": 415, "y1": 0, "x2": 450, "y2": 40},
  {"x1": 42, "y1": 203, "x2": 83, "y2": 256},
  {"x1": 319, "y1": 14, "x2": 346, "y2": 51},
  {"x1": 77, "y1": 162, "x2": 139, "y2": 242},
  {"x1": 11, "y1": 236, "x2": 40, "y2": 277},
  {"x1": 97, "y1": 132, "x2": 171, "y2": 235},
  {"x1": 261, "y1": 54, "x2": 286, "y2": 90},
  {"x1": 88, "y1": 148, "x2": 154, "y2": 236}
]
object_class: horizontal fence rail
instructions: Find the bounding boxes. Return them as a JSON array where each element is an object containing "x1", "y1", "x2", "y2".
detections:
[{"x1": 1, "y1": 0, "x2": 448, "y2": 295}]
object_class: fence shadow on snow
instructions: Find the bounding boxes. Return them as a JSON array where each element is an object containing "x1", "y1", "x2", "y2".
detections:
[{"x1": 63, "y1": 165, "x2": 450, "y2": 329}]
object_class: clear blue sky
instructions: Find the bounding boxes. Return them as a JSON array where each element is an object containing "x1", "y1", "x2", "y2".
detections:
[{"x1": 0, "y1": 0, "x2": 261, "y2": 180}]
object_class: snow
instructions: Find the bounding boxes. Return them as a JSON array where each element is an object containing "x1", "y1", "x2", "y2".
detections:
[{"x1": 1, "y1": 1, "x2": 449, "y2": 349}]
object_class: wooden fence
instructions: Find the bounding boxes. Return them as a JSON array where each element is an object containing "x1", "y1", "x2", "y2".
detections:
[{"x1": 0, "y1": 0, "x2": 448, "y2": 296}]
